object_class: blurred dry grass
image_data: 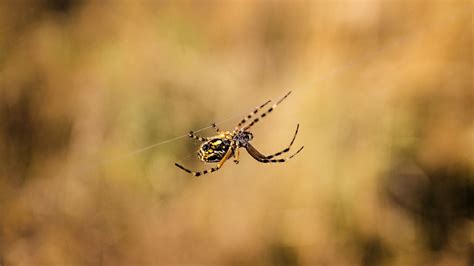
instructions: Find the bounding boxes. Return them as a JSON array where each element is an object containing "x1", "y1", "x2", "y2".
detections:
[{"x1": 0, "y1": 1, "x2": 473, "y2": 265}]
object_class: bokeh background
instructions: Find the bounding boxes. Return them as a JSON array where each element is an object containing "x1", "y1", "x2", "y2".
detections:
[{"x1": 0, "y1": 1, "x2": 473, "y2": 265}]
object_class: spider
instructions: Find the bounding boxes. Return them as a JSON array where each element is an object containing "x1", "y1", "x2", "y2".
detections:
[{"x1": 174, "y1": 91, "x2": 304, "y2": 176}]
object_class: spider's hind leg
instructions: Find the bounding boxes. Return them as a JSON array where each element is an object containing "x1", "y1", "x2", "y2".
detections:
[
  {"x1": 245, "y1": 143, "x2": 304, "y2": 164},
  {"x1": 265, "y1": 124, "x2": 300, "y2": 159}
]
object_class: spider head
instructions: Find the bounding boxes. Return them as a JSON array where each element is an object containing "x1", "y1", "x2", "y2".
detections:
[{"x1": 234, "y1": 131, "x2": 253, "y2": 147}]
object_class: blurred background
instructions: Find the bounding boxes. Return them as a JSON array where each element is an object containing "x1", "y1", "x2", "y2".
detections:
[{"x1": 0, "y1": 0, "x2": 472, "y2": 265}]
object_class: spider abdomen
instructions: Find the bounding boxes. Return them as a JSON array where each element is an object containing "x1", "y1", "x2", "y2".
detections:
[{"x1": 197, "y1": 137, "x2": 232, "y2": 163}]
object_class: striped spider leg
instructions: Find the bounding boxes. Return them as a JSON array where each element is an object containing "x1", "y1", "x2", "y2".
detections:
[
  {"x1": 237, "y1": 91, "x2": 304, "y2": 163},
  {"x1": 264, "y1": 123, "x2": 301, "y2": 160},
  {"x1": 241, "y1": 91, "x2": 292, "y2": 131},
  {"x1": 188, "y1": 131, "x2": 209, "y2": 142},
  {"x1": 211, "y1": 123, "x2": 221, "y2": 133},
  {"x1": 234, "y1": 99, "x2": 272, "y2": 132},
  {"x1": 246, "y1": 143, "x2": 304, "y2": 163},
  {"x1": 245, "y1": 123, "x2": 304, "y2": 163}
]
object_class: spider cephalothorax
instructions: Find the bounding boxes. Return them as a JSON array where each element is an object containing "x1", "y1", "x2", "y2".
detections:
[
  {"x1": 233, "y1": 131, "x2": 253, "y2": 147},
  {"x1": 175, "y1": 91, "x2": 303, "y2": 176}
]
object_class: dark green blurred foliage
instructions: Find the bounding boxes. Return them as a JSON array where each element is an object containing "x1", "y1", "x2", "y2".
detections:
[{"x1": 386, "y1": 161, "x2": 474, "y2": 252}]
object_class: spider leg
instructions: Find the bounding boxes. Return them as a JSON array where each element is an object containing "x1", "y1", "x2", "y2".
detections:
[
  {"x1": 175, "y1": 142, "x2": 234, "y2": 176},
  {"x1": 245, "y1": 143, "x2": 304, "y2": 163},
  {"x1": 265, "y1": 124, "x2": 300, "y2": 159},
  {"x1": 242, "y1": 91, "x2": 292, "y2": 131},
  {"x1": 233, "y1": 148, "x2": 240, "y2": 164},
  {"x1": 174, "y1": 163, "x2": 221, "y2": 176},
  {"x1": 211, "y1": 123, "x2": 221, "y2": 133},
  {"x1": 234, "y1": 99, "x2": 271, "y2": 131},
  {"x1": 188, "y1": 131, "x2": 208, "y2": 142}
]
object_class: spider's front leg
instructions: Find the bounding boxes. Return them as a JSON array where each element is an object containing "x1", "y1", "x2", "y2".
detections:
[
  {"x1": 233, "y1": 148, "x2": 240, "y2": 164},
  {"x1": 188, "y1": 131, "x2": 208, "y2": 142},
  {"x1": 211, "y1": 123, "x2": 221, "y2": 133}
]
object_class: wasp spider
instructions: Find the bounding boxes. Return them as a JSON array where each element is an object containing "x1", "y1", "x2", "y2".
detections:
[{"x1": 175, "y1": 91, "x2": 304, "y2": 176}]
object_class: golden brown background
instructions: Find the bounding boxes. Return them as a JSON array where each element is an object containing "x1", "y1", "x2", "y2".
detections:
[{"x1": 0, "y1": 1, "x2": 472, "y2": 265}]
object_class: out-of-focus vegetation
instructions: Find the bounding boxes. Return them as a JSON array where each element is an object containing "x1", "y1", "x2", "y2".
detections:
[{"x1": 0, "y1": 1, "x2": 472, "y2": 265}]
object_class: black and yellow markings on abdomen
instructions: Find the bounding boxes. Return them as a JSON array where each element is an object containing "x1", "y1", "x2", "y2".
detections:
[{"x1": 199, "y1": 138, "x2": 231, "y2": 163}]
